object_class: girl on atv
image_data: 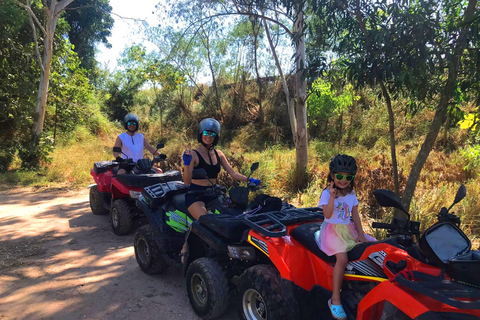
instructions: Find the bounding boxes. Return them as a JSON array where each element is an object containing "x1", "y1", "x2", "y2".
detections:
[
  {"x1": 182, "y1": 118, "x2": 260, "y2": 219},
  {"x1": 315, "y1": 154, "x2": 375, "y2": 320},
  {"x1": 113, "y1": 113, "x2": 161, "y2": 174}
]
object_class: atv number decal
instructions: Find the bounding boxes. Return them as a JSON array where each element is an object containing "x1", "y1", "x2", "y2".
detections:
[{"x1": 166, "y1": 210, "x2": 192, "y2": 233}]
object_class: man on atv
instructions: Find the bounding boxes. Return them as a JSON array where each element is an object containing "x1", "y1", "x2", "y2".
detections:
[{"x1": 113, "y1": 113, "x2": 162, "y2": 174}]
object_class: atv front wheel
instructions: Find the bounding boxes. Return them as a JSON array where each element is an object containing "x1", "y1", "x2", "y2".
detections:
[
  {"x1": 186, "y1": 257, "x2": 229, "y2": 319},
  {"x1": 236, "y1": 265, "x2": 299, "y2": 320},
  {"x1": 89, "y1": 185, "x2": 108, "y2": 215},
  {"x1": 111, "y1": 199, "x2": 134, "y2": 235},
  {"x1": 134, "y1": 224, "x2": 170, "y2": 274}
]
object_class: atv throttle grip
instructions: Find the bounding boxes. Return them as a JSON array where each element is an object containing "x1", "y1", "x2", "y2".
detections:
[{"x1": 372, "y1": 222, "x2": 394, "y2": 229}]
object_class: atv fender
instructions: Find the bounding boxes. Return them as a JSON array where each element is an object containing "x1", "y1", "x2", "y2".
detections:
[{"x1": 357, "y1": 281, "x2": 435, "y2": 320}]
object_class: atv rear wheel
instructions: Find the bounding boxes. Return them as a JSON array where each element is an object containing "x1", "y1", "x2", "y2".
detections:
[
  {"x1": 186, "y1": 257, "x2": 229, "y2": 319},
  {"x1": 111, "y1": 199, "x2": 134, "y2": 235},
  {"x1": 134, "y1": 224, "x2": 170, "y2": 274},
  {"x1": 236, "y1": 265, "x2": 299, "y2": 320},
  {"x1": 89, "y1": 185, "x2": 108, "y2": 215}
]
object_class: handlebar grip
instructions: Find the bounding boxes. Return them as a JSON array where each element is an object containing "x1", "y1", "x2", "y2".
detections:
[{"x1": 372, "y1": 222, "x2": 394, "y2": 229}]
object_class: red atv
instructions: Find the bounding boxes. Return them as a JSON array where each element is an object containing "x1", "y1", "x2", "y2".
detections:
[
  {"x1": 184, "y1": 184, "x2": 480, "y2": 319},
  {"x1": 89, "y1": 144, "x2": 182, "y2": 235}
]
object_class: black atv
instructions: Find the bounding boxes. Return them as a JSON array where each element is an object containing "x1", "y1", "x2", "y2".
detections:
[{"x1": 133, "y1": 162, "x2": 277, "y2": 275}]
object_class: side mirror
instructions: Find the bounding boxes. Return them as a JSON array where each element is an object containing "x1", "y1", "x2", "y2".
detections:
[
  {"x1": 156, "y1": 143, "x2": 165, "y2": 149},
  {"x1": 192, "y1": 168, "x2": 208, "y2": 180},
  {"x1": 113, "y1": 147, "x2": 122, "y2": 153},
  {"x1": 453, "y1": 184, "x2": 466, "y2": 205},
  {"x1": 374, "y1": 189, "x2": 407, "y2": 214},
  {"x1": 250, "y1": 162, "x2": 259, "y2": 173}
]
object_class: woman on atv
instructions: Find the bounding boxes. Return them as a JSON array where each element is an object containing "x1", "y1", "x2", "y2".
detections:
[
  {"x1": 182, "y1": 118, "x2": 260, "y2": 220},
  {"x1": 113, "y1": 113, "x2": 162, "y2": 174}
]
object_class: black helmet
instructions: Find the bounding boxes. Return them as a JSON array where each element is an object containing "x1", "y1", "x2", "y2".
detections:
[
  {"x1": 329, "y1": 154, "x2": 357, "y2": 175},
  {"x1": 197, "y1": 118, "x2": 220, "y2": 146},
  {"x1": 124, "y1": 113, "x2": 139, "y2": 132}
]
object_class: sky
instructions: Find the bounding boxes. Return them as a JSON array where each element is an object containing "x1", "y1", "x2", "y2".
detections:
[
  {"x1": 95, "y1": 0, "x2": 294, "y2": 80},
  {"x1": 96, "y1": 0, "x2": 161, "y2": 71}
]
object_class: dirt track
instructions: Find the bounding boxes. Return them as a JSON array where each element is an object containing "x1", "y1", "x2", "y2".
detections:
[{"x1": 0, "y1": 188, "x2": 236, "y2": 320}]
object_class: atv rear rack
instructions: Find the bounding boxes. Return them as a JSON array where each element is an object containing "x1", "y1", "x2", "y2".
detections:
[
  {"x1": 141, "y1": 180, "x2": 187, "y2": 208},
  {"x1": 243, "y1": 208, "x2": 323, "y2": 237},
  {"x1": 395, "y1": 270, "x2": 480, "y2": 309}
]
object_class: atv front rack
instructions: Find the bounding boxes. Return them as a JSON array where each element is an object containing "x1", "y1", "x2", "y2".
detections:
[
  {"x1": 395, "y1": 270, "x2": 480, "y2": 309},
  {"x1": 243, "y1": 208, "x2": 323, "y2": 237}
]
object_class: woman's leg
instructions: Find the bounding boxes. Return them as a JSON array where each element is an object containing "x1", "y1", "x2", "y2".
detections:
[
  {"x1": 181, "y1": 201, "x2": 208, "y2": 261},
  {"x1": 332, "y1": 252, "x2": 348, "y2": 305},
  {"x1": 187, "y1": 201, "x2": 208, "y2": 220}
]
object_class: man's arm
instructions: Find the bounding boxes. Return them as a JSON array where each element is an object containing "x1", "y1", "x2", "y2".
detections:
[
  {"x1": 144, "y1": 138, "x2": 160, "y2": 156},
  {"x1": 113, "y1": 136, "x2": 122, "y2": 158}
]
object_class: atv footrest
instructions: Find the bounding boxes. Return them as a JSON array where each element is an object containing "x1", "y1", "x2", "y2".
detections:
[
  {"x1": 395, "y1": 270, "x2": 480, "y2": 309},
  {"x1": 243, "y1": 208, "x2": 323, "y2": 238}
]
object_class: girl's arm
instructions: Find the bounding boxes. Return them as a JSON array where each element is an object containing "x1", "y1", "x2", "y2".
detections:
[
  {"x1": 218, "y1": 150, "x2": 248, "y2": 182},
  {"x1": 323, "y1": 195, "x2": 335, "y2": 219},
  {"x1": 351, "y1": 205, "x2": 368, "y2": 242},
  {"x1": 322, "y1": 182, "x2": 337, "y2": 219}
]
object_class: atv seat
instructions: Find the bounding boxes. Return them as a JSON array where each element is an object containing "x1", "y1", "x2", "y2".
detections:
[
  {"x1": 291, "y1": 223, "x2": 396, "y2": 263},
  {"x1": 171, "y1": 193, "x2": 191, "y2": 217},
  {"x1": 115, "y1": 170, "x2": 182, "y2": 188}
]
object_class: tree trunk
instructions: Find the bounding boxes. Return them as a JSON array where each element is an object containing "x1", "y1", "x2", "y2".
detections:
[
  {"x1": 293, "y1": 8, "x2": 308, "y2": 174},
  {"x1": 443, "y1": 112, "x2": 450, "y2": 148},
  {"x1": 33, "y1": 11, "x2": 57, "y2": 136},
  {"x1": 28, "y1": 0, "x2": 74, "y2": 137},
  {"x1": 250, "y1": 19, "x2": 264, "y2": 123},
  {"x1": 263, "y1": 18, "x2": 296, "y2": 143},
  {"x1": 202, "y1": 28, "x2": 224, "y2": 121},
  {"x1": 379, "y1": 79, "x2": 400, "y2": 196},
  {"x1": 401, "y1": 0, "x2": 477, "y2": 210}
]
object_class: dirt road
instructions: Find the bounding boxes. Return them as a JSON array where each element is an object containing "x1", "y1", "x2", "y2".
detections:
[{"x1": 0, "y1": 188, "x2": 236, "y2": 320}]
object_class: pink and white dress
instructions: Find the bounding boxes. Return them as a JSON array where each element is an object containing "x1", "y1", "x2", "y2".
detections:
[{"x1": 315, "y1": 189, "x2": 376, "y2": 256}]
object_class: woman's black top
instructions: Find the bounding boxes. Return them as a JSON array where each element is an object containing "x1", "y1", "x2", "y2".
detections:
[{"x1": 193, "y1": 149, "x2": 221, "y2": 179}]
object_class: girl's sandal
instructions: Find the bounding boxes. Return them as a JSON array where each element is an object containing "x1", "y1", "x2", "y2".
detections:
[{"x1": 328, "y1": 298, "x2": 347, "y2": 320}]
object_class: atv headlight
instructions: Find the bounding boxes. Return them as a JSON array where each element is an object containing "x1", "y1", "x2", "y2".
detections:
[
  {"x1": 129, "y1": 190, "x2": 142, "y2": 199},
  {"x1": 227, "y1": 245, "x2": 256, "y2": 261}
]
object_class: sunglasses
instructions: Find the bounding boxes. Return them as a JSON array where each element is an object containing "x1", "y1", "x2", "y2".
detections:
[
  {"x1": 202, "y1": 130, "x2": 217, "y2": 138},
  {"x1": 334, "y1": 174, "x2": 355, "y2": 181},
  {"x1": 127, "y1": 121, "x2": 138, "y2": 126}
]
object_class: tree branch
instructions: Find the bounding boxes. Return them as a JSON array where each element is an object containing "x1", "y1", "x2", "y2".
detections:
[
  {"x1": 54, "y1": 0, "x2": 75, "y2": 16},
  {"x1": 25, "y1": 0, "x2": 44, "y2": 71},
  {"x1": 15, "y1": 0, "x2": 46, "y2": 35}
]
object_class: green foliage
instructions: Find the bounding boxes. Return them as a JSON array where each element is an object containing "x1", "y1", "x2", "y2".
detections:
[
  {"x1": 64, "y1": 0, "x2": 114, "y2": 74},
  {"x1": 307, "y1": 77, "x2": 359, "y2": 124},
  {"x1": 0, "y1": 1, "x2": 40, "y2": 171},
  {"x1": 460, "y1": 139, "x2": 480, "y2": 174}
]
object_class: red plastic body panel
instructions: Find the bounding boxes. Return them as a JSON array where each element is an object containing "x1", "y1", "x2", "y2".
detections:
[
  {"x1": 90, "y1": 168, "x2": 114, "y2": 193},
  {"x1": 110, "y1": 177, "x2": 142, "y2": 200},
  {"x1": 247, "y1": 222, "x2": 480, "y2": 319}
]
